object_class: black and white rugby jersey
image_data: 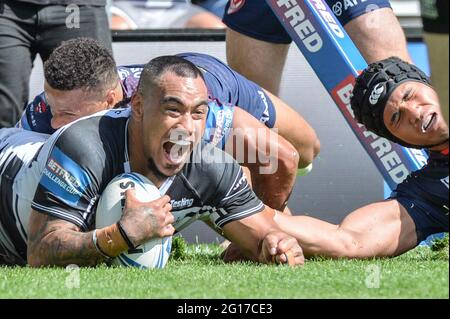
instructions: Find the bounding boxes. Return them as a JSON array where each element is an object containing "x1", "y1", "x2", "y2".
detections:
[
  {"x1": 29, "y1": 108, "x2": 264, "y2": 241},
  {"x1": 0, "y1": 128, "x2": 49, "y2": 264}
]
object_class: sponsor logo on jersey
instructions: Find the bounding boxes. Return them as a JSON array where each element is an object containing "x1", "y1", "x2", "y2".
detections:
[
  {"x1": 33, "y1": 99, "x2": 48, "y2": 114},
  {"x1": 369, "y1": 83, "x2": 385, "y2": 105},
  {"x1": 228, "y1": 0, "x2": 245, "y2": 15},
  {"x1": 332, "y1": 0, "x2": 369, "y2": 17},
  {"x1": 171, "y1": 197, "x2": 194, "y2": 209},
  {"x1": 46, "y1": 158, "x2": 82, "y2": 191},
  {"x1": 172, "y1": 205, "x2": 213, "y2": 231},
  {"x1": 40, "y1": 147, "x2": 91, "y2": 206}
]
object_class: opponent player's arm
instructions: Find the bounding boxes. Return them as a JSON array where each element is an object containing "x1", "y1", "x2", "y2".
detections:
[
  {"x1": 260, "y1": 90, "x2": 321, "y2": 168},
  {"x1": 226, "y1": 107, "x2": 298, "y2": 210},
  {"x1": 222, "y1": 206, "x2": 304, "y2": 265},
  {"x1": 273, "y1": 199, "x2": 420, "y2": 259}
]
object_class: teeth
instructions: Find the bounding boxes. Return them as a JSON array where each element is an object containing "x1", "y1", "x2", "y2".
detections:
[
  {"x1": 422, "y1": 113, "x2": 435, "y2": 132},
  {"x1": 169, "y1": 128, "x2": 192, "y2": 146},
  {"x1": 169, "y1": 139, "x2": 191, "y2": 146},
  {"x1": 169, "y1": 138, "x2": 192, "y2": 146},
  {"x1": 164, "y1": 140, "x2": 191, "y2": 165}
]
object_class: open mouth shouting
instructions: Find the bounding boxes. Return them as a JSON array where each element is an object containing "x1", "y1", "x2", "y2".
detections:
[
  {"x1": 422, "y1": 112, "x2": 437, "y2": 133},
  {"x1": 162, "y1": 129, "x2": 195, "y2": 167}
]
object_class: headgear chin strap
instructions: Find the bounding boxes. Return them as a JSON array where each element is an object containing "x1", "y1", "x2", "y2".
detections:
[{"x1": 350, "y1": 56, "x2": 435, "y2": 149}]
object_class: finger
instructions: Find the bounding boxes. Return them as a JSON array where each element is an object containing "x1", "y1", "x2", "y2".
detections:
[
  {"x1": 161, "y1": 224, "x2": 175, "y2": 237},
  {"x1": 272, "y1": 252, "x2": 292, "y2": 266},
  {"x1": 271, "y1": 250, "x2": 299, "y2": 266},
  {"x1": 271, "y1": 254, "x2": 285, "y2": 264},
  {"x1": 279, "y1": 237, "x2": 305, "y2": 266},
  {"x1": 263, "y1": 234, "x2": 280, "y2": 256},
  {"x1": 276, "y1": 252, "x2": 288, "y2": 264},
  {"x1": 163, "y1": 203, "x2": 173, "y2": 212},
  {"x1": 165, "y1": 212, "x2": 175, "y2": 225},
  {"x1": 284, "y1": 251, "x2": 296, "y2": 267},
  {"x1": 296, "y1": 252, "x2": 305, "y2": 266},
  {"x1": 276, "y1": 236, "x2": 298, "y2": 254},
  {"x1": 283, "y1": 248, "x2": 305, "y2": 266},
  {"x1": 124, "y1": 188, "x2": 137, "y2": 200}
]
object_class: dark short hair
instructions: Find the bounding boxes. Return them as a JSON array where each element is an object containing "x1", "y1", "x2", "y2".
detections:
[
  {"x1": 44, "y1": 38, "x2": 118, "y2": 93},
  {"x1": 137, "y1": 55, "x2": 205, "y2": 98}
]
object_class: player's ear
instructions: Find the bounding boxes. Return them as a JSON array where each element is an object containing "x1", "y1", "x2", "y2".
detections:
[
  {"x1": 106, "y1": 90, "x2": 117, "y2": 108},
  {"x1": 106, "y1": 82, "x2": 123, "y2": 108},
  {"x1": 130, "y1": 93, "x2": 144, "y2": 119}
]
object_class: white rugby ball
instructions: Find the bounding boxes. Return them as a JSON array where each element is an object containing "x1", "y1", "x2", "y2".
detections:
[{"x1": 95, "y1": 172, "x2": 172, "y2": 269}]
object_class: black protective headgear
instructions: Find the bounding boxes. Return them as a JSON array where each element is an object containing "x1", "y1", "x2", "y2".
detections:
[{"x1": 350, "y1": 57, "x2": 431, "y2": 148}]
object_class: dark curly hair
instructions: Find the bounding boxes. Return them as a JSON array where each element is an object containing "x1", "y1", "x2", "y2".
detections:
[{"x1": 44, "y1": 38, "x2": 118, "y2": 94}]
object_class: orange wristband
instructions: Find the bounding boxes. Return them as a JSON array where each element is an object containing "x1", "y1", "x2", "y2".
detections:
[{"x1": 95, "y1": 223, "x2": 129, "y2": 258}]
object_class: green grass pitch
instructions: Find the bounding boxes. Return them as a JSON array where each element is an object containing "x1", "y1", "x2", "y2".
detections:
[{"x1": 1, "y1": 236, "x2": 448, "y2": 299}]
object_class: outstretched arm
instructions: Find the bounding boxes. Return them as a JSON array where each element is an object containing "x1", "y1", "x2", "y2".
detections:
[
  {"x1": 222, "y1": 200, "x2": 419, "y2": 262},
  {"x1": 275, "y1": 200, "x2": 418, "y2": 258},
  {"x1": 222, "y1": 206, "x2": 305, "y2": 265}
]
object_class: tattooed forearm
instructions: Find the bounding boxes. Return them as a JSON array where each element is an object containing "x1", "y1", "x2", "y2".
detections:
[
  {"x1": 27, "y1": 212, "x2": 107, "y2": 267},
  {"x1": 120, "y1": 206, "x2": 159, "y2": 246},
  {"x1": 37, "y1": 230, "x2": 106, "y2": 267}
]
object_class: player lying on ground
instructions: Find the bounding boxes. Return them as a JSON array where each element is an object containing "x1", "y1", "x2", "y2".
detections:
[
  {"x1": 224, "y1": 0, "x2": 412, "y2": 95},
  {"x1": 0, "y1": 56, "x2": 304, "y2": 267},
  {"x1": 222, "y1": 57, "x2": 449, "y2": 261},
  {"x1": 20, "y1": 38, "x2": 319, "y2": 210}
]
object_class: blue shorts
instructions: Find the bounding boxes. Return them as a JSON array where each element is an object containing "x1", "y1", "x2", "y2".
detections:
[
  {"x1": 389, "y1": 157, "x2": 449, "y2": 244},
  {"x1": 395, "y1": 195, "x2": 449, "y2": 244},
  {"x1": 223, "y1": 0, "x2": 392, "y2": 44}
]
